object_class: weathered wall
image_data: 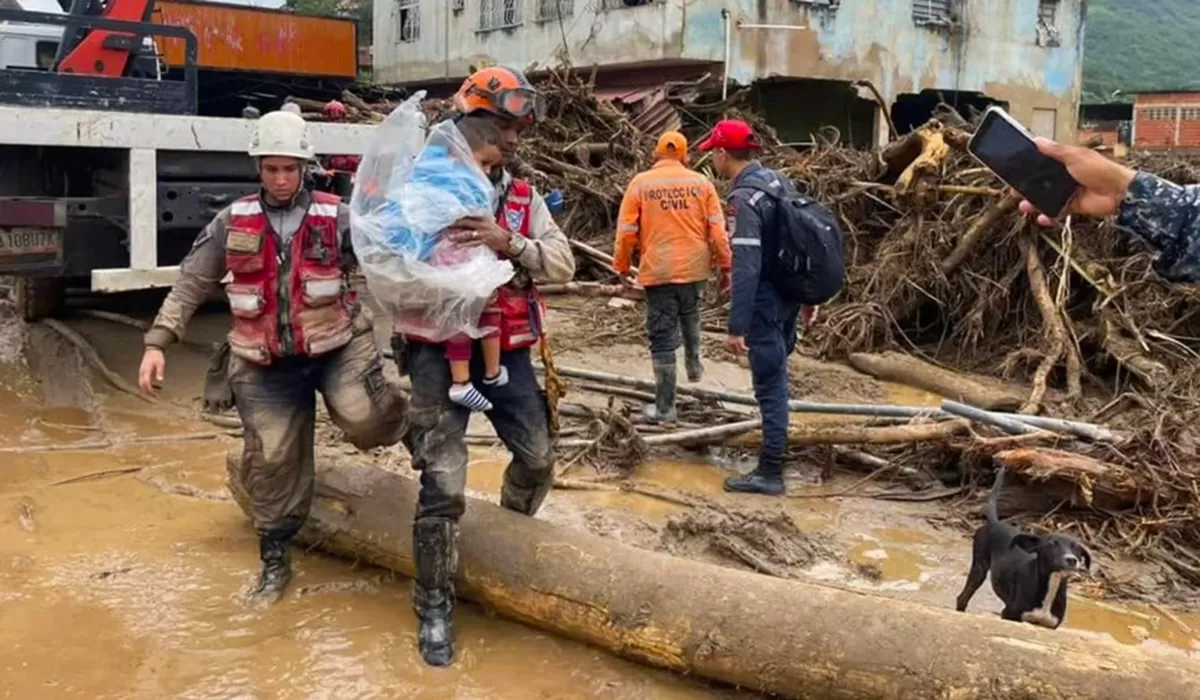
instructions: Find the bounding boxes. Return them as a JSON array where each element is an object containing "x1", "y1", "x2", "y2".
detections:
[
  {"x1": 373, "y1": 1, "x2": 689, "y2": 88},
  {"x1": 374, "y1": 0, "x2": 1085, "y2": 140}
]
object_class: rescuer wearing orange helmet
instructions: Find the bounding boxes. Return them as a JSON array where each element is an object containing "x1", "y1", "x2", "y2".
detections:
[{"x1": 391, "y1": 65, "x2": 575, "y2": 668}]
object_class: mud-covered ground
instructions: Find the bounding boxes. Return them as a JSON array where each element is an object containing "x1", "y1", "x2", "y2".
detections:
[{"x1": 2, "y1": 294, "x2": 1198, "y2": 699}]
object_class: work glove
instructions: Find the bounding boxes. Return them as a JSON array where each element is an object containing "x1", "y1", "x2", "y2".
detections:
[{"x1": 202, "y1": 341, "x2": 235, "y2": 414}]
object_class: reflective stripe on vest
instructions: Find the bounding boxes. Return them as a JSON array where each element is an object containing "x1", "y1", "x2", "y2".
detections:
[
  {"x1": 224, "y1": 191, "x2": 354, "y2": 365},
  {"x1": 399, "y1": 178, "x2": 543, "y2": 351}
]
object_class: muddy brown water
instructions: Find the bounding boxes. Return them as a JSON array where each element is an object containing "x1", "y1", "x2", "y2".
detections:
[{"x1": 3, "y1": 307, "x2": 1199, "y2": 699}]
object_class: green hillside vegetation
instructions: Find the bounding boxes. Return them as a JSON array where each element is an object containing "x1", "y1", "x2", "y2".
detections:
[{"x1": 1083, "y1": 0, "x2": 1200, "y2": 101}]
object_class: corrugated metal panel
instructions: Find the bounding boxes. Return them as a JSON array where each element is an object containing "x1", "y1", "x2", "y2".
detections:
[
  {"x1": 912, "y1": 0, "x2": 953, "y2": 25},
  {"x1": 152, "y1": 0, "x2": 358, "y2": 79},
  {"x1": 596, "y1": 86, "x2": 681, "y2": 137}
]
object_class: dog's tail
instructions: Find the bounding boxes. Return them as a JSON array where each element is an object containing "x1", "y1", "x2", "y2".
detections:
[{"x1": 986, "y1": 467, "x2": 1007, "y2": 524}]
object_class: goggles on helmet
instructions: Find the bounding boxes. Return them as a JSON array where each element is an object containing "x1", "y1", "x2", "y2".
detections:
[{"x1": 473, "y1": 86, "x2": 544, "y2": 122}]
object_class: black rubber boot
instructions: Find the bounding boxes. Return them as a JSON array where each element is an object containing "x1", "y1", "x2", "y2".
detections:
[
  {"x1": 250, "y1": 531, "x2": 294, "y2": 605},
  {"x1": 723, "y1": 465, "x2": 785, "y2": 496},
  {"x1": 681, "y1": 314, "x2": 704, "y2": 383},
  {"x1": 500, "y1": 477, "x2": 553, "y2": 517},
  {"x1": 643, "y1": 353, "x2": 678, "y2": 422},
  {"x1": 413, "y1": 517, "x2": 458, "y2": 667}
]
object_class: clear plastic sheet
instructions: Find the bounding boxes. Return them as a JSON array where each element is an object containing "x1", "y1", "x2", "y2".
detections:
[{"x1": 350, "y1": 92, "x2": 514, "y2": 342}]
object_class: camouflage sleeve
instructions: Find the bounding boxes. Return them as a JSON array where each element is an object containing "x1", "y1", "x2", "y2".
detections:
[
  {"x1": 144, "y1": 208, "x2": 231, "y2": 348},
  {"x1": 1116, "y1": 171, "x2": 1200, "y2": 282}
]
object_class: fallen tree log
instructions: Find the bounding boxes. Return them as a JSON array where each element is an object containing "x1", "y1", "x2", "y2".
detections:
[
  {"x1": 848, "y1": 351, "x2": 1028, "y2": 411},
  {"x1": 992, "y1": 447, "x2": 1152, "y2": 508},
  {"x1": 725, "y1": 418, "x2": 970, "y2": 449},
  {"x1": 538, "y1": 282, "x2": 645, "y2": 300},
  {"x1": 229, "y1": 460, "x2": 1200, "y2": 699}
]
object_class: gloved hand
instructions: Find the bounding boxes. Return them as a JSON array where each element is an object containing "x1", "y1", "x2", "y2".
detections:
[{"x1": 202, "y1": 341, "x2": 235, "y2": 413}]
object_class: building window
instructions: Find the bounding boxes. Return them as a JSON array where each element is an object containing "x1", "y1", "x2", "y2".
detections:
[
  {"x1": 1036, "y1": 0, "x2": 1060, "y2": 46},
  {"x1": 912, "y1": 0, "x2": 953, "y2": 26},
  {"x1": 481, "y1": 0, "x2": 523, "y2": 31},
  {"x1": 1180, "y1": 107, "x2": 1200, "y2": 121},
  {"x1": 600, "y1": 0, "x2": 655, "y2": 9},
  {"x1": 1038, "y1": 0, "x2": 1059, "y2": 24},
  {"x1": 451, "y1": 0, "x2": 464, "y2": 11},
  {"x1": 1142, "y1": 107, "x2": 1178, "y2": 122},
  {"x1": 398, "y1": 0, "x2": 420, "y2": 43},
  {"x1": 537, "y1": 0, "x2": 574, "y2": 21}
]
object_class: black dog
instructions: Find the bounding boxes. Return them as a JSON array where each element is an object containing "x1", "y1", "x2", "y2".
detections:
[{"x1": 955, "y1": 468, "x2": 1091, "y2": 629}]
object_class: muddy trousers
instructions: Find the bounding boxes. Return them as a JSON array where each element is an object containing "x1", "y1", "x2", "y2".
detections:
[
  {"x1": 228, "y1": 328, "x2": 407, "y2": 540},
  {"x1": 645, "y1": 282, "x2": 704, "y2": 418},
  {"x1": 398, "y1": 339, "x2": 555, "y2": 665},
  {"x1": 746, "y1": 285, "x2": 802, "y2": 475},
  {"x1": 644, "y1": 281, "x2": 704, "y2": 361}
]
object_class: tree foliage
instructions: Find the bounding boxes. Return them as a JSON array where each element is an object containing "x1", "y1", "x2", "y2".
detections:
[
  {"x1": 285, "y1": 0, "x2": 372, "y2": 45},
  {"x1": 1083, "y1": 0, "x2": 1200, "y2": 102}
]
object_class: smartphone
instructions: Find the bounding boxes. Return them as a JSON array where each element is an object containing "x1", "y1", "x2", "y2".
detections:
[{"x1": 967, "y1": 106, "x2": 1078, "y2": 219}]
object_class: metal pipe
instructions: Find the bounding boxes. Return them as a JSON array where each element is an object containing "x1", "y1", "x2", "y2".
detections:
[
  {"x1": 980, "y1": 412, "x2": 1126, "y2": 444},
  {"x1": 541, "y1": 366, "x2": 1119, "y2": 441},
  {"x1": 721, "y1": 8, "x2": 731, "y2": 102},
  {"x1": 735, "y1": 22, "x2": 810, "y2": 31},
  {"x1": 940, "y1": 401, "x2": 1039, "y2": 436}
]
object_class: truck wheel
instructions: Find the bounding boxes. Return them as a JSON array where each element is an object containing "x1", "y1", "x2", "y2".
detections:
[{"x1": 13, "y1": 278, "x2": 64, "y2": 321}]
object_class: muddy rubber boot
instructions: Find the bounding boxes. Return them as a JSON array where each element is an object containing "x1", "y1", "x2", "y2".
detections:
[
  {"x1": 643, "y1": 353, "x2": 678, "y2": 422},
  {"x1": 723, "y1": 465, "x2": 785, "y2": 496},
  {"x1": 250, "y1": 532, "x2": 294, "y2": 605},
  {"x1": 681, "y1": 315, "x2": 704, "y2": 383},
  {"x1": 413, "y1": 517, "x2": 458, "y2": 667},
  {"x1": 500, "y1": 476, "x2": 553, "y2": 517}
]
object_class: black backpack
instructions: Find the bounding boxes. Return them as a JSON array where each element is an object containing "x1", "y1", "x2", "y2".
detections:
[{"x1": 745, "y1": 179, "x2": 846, "y2": 306}]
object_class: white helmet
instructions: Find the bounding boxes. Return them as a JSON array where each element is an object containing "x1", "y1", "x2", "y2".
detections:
[{"x1": 248, "y1": 110, "x2": 314, "y2": 160}]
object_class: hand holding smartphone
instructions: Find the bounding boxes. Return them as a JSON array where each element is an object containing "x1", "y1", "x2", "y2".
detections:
[{"x1": 967, "y1": 106, "x2": 1079, "y2": 220}]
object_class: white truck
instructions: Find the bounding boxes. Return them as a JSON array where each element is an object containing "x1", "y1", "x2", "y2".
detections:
[{"x1": 0, "y1": 2, "x2": 376, "y2": 318}]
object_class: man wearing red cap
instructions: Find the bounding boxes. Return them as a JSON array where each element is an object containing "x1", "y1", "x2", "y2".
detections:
[
  {"x1": 698, "y1": 119, "x2": 816, "y2": 496},
  {"x1": 614, "y1": 130, "x2": 731, "y2": 421}
]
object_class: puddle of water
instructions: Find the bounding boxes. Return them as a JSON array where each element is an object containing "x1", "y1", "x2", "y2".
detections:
[
  {"x1": 1065, "y1": 598, "x2": 1200, "y2": 654},
  {"x1": 846, "y1": 538, "x2": 931, "y2": 591},
  {"x1": 873, "y1": 526, "x2": 938, "y2": 545},
  {"x1": 1, "y1": 450, "x2": 736, "y2": 699},
  {"x1": 0, "y1": 317, "x2": 739, "y2": 699}
]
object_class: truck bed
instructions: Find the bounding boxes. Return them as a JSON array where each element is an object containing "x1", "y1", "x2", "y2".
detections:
[
  {"x1": 0, "y1": 104, "x2": 371, "y2": 151},
  {"x1": 0, "y1": 105, "x2": 375, "y2": 292}
]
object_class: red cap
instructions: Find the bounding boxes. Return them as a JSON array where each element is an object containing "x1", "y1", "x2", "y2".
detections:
[{"x1": 696, "y1": 119, "x2": 762, "y2": 152}]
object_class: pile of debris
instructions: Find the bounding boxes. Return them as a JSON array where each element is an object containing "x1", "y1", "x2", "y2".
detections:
[
  {"x1": 515, "y1": 72, "x2": 1200, "y2": 589},
  {"x1": 319, "y1": 69, "x2": 1200, "y2": 587}
]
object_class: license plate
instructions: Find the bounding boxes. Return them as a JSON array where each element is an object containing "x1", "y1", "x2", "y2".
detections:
[{"x1": 0, "y1": 227, "x2": 63, "y2": 267}]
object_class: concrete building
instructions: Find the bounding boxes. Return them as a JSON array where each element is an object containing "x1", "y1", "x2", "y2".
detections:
[
  {"x1": 373, "y1": 0, "x2": 1086, "y2": 147},
  {"x1": 1130, "y1": 91, "x2": 1200, "y2": 151}
]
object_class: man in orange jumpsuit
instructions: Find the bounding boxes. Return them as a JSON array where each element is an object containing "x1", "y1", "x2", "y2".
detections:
[{"x1": 613, "y1": 131, "x2": 731, "y2": 421}]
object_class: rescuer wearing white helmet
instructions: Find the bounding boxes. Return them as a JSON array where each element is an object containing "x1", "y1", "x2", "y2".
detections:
[{"x1": 136, "y1": 109, "x2": 407, "y2": 605}]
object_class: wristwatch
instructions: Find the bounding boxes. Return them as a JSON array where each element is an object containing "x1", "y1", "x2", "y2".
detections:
[{"x1": 507, "y1": 233, "x2": 528, "y2": 257}]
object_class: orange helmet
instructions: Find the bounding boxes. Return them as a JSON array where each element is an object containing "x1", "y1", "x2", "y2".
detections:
[{"x1": 454, "y1": 65, "x2": 544, "y2": 123}]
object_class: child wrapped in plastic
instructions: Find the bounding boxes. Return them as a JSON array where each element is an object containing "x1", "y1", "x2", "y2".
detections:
[{"x1": 350, "y1": 94, "x2": 516, "y2": 412}]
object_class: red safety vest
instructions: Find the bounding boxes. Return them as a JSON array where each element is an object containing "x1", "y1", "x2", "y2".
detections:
[
  {"x1": 224, "y1": 191, "x2": 356, "y2": 365},
  {"x1": 399, "y1": 178, "x2": 544, "y2": 351}
]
